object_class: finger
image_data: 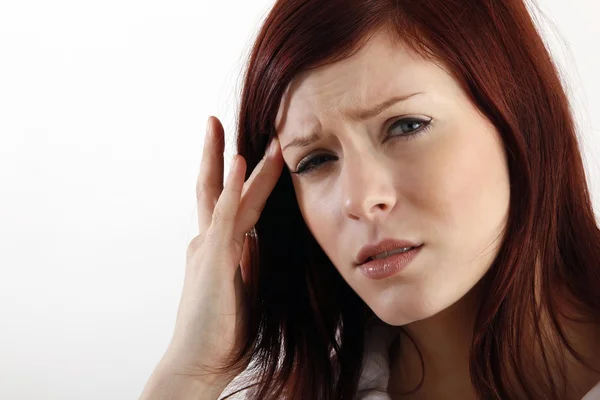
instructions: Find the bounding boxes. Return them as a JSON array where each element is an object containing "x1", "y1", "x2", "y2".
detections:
[
  {"x1": 239, "y1": 141, "x2": 271, "y2": 196},
  {"x1": 196, "y1": 116, "x2": 225, "y2": 233},
  {"x1": 207, "y1": 154, "x2": 246, "y2": 250},
  {"x1": 235, "y1": 136, "x2": 284, "y2": 237}
]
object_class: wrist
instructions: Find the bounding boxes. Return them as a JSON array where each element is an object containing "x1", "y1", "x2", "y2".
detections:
[
  {"x1": 157, "y1": 352, "x2": 236, "y2": 397},
  {"x1": 160, "y1": 344, "x2": 238, "y2": 390},
  {"x1": 140, "y1": 361, "x2": 225, "y2": 400}
]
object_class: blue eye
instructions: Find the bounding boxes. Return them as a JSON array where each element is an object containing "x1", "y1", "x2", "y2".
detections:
[
  {"x1": 390, "y1": 118, "x2": 431, "y2": 139},
  {"x1": 291, "y1": 117, "x2": 432, "y2": 176}
]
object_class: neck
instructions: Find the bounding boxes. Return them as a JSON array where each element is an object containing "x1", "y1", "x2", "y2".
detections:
[
  {"x1": 386, "y1": 279, "x2": 600, "y2": 400},
  {"x1": 387, "y1": 281, "x2": 480, "y2": 399}
]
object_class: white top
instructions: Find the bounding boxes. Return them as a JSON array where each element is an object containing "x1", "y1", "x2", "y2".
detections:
[{"x1": 221, "y1": 317, "x2": 600, "y2": 399}]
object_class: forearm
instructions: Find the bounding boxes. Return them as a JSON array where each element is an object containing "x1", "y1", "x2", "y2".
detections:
[{"x1": 139, "y1": 362, "x2": 226, "y2": 400}]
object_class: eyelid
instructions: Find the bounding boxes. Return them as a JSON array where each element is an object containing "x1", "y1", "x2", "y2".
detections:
[
  {"x1": 292, "y1": 116, "x2": 432, "y2": 174},
  {"x1": 386, "y1": 116, "x2": 432, "y2": 139},
  {"x1": 387, "y1": 115, "x2": 431, "y2": 130}
]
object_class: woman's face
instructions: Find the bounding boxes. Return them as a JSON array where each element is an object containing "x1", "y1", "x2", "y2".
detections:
[{"x1": 275, "y1": 29, "x2": 510, "y2": 326}]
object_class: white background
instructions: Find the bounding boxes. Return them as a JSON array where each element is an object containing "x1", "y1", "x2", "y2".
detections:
[{"x1": 0, "y1": 1, "x2": 598, "y2": 399}]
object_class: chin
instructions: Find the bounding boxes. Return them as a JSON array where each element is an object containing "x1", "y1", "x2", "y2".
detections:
[
  {"x1": 372, "y1": 309, "x2": 425, "y2": 327},
  {"x1": 366, "y1": 288, "x2": 458, "y2": 327}
]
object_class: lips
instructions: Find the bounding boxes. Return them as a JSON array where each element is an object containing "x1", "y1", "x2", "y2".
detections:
[
  {"x1": 358, "y1": 245, "x2": 422, "y2": 279},
  {"x1": 365, "y1": 246, "x2": 417, "y2": 262},
  {"x1": 355, "y1": 238, "x2": 423, "y2": 266}
]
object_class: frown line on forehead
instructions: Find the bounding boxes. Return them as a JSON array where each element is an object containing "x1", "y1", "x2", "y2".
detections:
[{"x1": 281, "y1": 91, "x2": 425, "y2": 152}]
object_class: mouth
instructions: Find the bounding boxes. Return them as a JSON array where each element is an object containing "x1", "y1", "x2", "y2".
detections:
[
  {"x1": 355, "y1": 238, "x2": 423, "y2": 266},
  {"x1": 357, "y1": 244, "x2": 423, "y2": 280},
  {"x1": 363, "y1": 245, "x2": 422, "y2": 263}
]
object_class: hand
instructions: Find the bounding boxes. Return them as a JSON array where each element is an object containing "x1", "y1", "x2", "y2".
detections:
[{"x1": 163, "y1": 115, "x2": 284, "y2": 390}]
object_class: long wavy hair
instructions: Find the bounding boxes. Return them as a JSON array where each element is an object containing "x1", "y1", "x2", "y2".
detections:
[{"x1": 209, "y1": 0, "x2": 600, "y2": 399}]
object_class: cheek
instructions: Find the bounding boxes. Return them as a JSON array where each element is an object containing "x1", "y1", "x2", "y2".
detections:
[
  {"x1": 415, "y1": 123, "x2": 509, "y2": 242},
  {"x1": 294, "y1": 182, "x2": 337, "y2": 242}
]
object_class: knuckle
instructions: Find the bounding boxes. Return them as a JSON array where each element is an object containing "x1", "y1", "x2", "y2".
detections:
[
  {"x1": 229, "y1": 185, "x2": 243, "y2": 198},
  {"x1": 203, "y1": 229, "x2": 221, "y2": 248},
  {"x1": 186, "y1": 233, "x2": 206, "y2": 259},
  {"x1": 211, "y1": 203, "x2": 233, "y2": 226},
  {"x1": 211, "y1": 205, "x2": 224, "y2": 225},
  {"x1": 195, "y1": 181, "x2": 206, "y2": 202},
  {"x1": 247, "y1": 205, "x2": 263, "y2": 222}
]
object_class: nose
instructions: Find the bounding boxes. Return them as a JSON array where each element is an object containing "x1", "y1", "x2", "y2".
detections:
[{"x1": 340, "y1": 151, "x2": 397, "y2": 221}]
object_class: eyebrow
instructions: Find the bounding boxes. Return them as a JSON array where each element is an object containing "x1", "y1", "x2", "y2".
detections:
[{"x1": 282, "y1": 91, "x2": 424, "y2": 152}]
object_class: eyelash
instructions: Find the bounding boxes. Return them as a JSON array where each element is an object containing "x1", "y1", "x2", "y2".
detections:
[{"x1": 291, "y1": 117, "x2": 433, "y2": 176}]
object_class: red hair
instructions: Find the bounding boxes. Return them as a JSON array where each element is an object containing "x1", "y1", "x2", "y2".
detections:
[{"x1": 209, "y1": 1, "x2": 600, "y2": 399}]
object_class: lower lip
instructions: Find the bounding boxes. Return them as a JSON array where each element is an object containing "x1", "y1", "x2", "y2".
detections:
[{"x1": 358, "y1": 245, "x2": 422, "y2": 280}]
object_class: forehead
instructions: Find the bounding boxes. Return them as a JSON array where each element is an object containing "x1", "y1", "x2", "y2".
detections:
[{"x1": 274, "y1": 30, "x2": 445, "y2": 136}]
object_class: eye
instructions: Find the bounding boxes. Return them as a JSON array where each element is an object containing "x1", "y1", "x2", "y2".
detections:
[
  {"x1": 291, "y1": 117, "x2": 432, "y2": 176},
  {"x1": 387, "y1": 117, "x2": 432, "y2": 141}
]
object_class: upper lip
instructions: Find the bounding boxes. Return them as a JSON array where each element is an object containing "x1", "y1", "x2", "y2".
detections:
[{"x1": 355, "y1": 238, "x2": 422, "y2": 266}]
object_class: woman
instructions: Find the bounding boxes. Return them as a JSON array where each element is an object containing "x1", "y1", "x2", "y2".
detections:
[{"x1": 139, "y1": 0, "x2": 600, "y2": 399}]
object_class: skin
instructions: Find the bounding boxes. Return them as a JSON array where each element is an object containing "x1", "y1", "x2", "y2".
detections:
[
  {"x1": 274, "y1": 28, "x2": 600, "y2": 399},
  {"x1": 276, "y1": 28, "x2": 510, "y2": 329}
]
